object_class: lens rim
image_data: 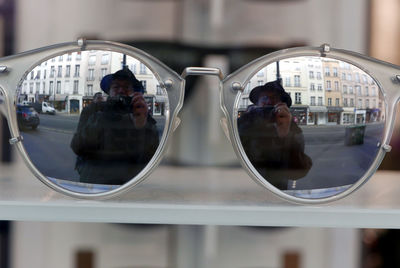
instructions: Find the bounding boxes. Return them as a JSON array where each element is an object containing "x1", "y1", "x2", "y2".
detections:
[
  {"x1": 221, "y1": 45, "x2": 400, "y2": 204},
  {"x1": 5, "y1": 40, "x2": 185, "y2": 199}
]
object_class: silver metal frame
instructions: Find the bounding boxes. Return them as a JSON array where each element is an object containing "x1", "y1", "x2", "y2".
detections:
[
  {"x1": 221, "y1": 44, "x2": 400, "y2": 204},
  {"x1": 0, "y1": 41, "x2": 399, "y2": 203},
  {"x1": 0, "y1": 39, "x2": 185, "y2": 199}
]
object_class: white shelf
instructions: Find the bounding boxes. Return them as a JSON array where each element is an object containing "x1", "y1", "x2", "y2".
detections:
[{"x1": 1, "y1": 156, "x2": 400, "y2": 228}]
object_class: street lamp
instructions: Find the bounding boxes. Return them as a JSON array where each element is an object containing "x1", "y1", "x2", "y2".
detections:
[{"x1": 276, "y1": 61, "x2": 282, "y2": 84}]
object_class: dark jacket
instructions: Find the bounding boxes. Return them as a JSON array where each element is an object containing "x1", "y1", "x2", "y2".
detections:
[
  {"x1": 70, "y1": 105, "x2": 159, "y2": 185},
  {"x1": 238, "y1": 108, "x2": 312, "y2": 190}
]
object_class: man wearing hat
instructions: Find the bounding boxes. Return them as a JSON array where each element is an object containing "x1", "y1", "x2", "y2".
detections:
[
  {"x1": 238, "y1": 80, "x2": 312, "y2": 190},
  {"x1": 70, "y1": 68, "x2": 159, "y2": 185}
]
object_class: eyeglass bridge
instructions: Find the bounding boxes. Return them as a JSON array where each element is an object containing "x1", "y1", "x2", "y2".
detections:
[{"x1": 181, "y1": 67, "x2": 224, "y2": 80}]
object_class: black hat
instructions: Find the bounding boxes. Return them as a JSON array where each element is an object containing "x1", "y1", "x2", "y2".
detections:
[
  {"x1": 100, "y1": 68, "x2": 144, "y2": 94},
  {"x1": 249, "y1": 80, "x2": 292, "y2": 107}
]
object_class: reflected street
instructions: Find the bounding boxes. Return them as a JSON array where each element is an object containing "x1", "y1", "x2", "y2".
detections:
[
  {"x1": 21, "y1": 113, "x2": 166, "y2": 181},
  {"x1": 21, "y1": 112, "x2": 383, "y2": 189}
]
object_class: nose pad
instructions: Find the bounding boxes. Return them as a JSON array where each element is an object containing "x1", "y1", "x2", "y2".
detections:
[
  {"x1": 173, "y1": 117, "x2": 181, "y2": 132},
  {"x1": 219, "y1": 117, "x2": 231, "y2": 142}
]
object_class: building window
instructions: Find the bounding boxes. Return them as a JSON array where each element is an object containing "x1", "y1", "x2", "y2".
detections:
[
  {"x1": 57, "y1": 65, "x2": 62, "y2": 78},
  {"x1": 65, "y1": 65, "x2": 71, "y2": 77},
  {"x1": 295, "y1": 92, "x2": 301, "y2": 104},
  {"x1": 309, "y1": 71, "x2": 314, "y2": 79},
  {"x1": 342, "y1": 73, "x2": 346, "y2": 80},
  {"x1": 355, "y1": 73, "x2": 360, "y2": 83},
  {"x1": 285, "y1": 77, "x2": 291, "y2": 87},
  {"x1": 73, "y1": 80, "x2": 79, "y2": 94},
  {"x1": 35, "y1": 82, "x2": 40, "y2": 94},
  {"x1": 318, "y1": 97, "x2": 323, "y2": 106},
  {"x1": 140, "y1": 63, "x2": 147, "y2": 74},
  {"x1": 334, "y1": 81, "x2": 339, "y2": 91},
  {"x1": 317, "y1": 72, "x2": 322, "y2": 80},
  {"x1": 50, "y1": 66, "x2": 55, "y2": 78},
  {"x1": 74, "y1": 65, "x2": 80, "y2": 77},
  {"x1": 347, "y1": 74, "x2": 352, "y2": 81},
  {"x1": 325, "y1": 67, "x2": 330, "y2": 76},
  {"x1": 310, "y1": 83, "x2": 315, "y2": 91},
  {"x1": 371, "y1": 87, "x2": 376, "y2": 96},
  {"x1": 350, "y1": 98, "x2": 354, "y2": 106},
  {"x1": 349, "y1": 86, "x2": 354, "y2": 94},
  {"x1": 326, "y1": 80, "x2": 331, "y2": 90},
  {"x1": 294, "y1": 75, "x2": 301, "y2": 87},
  {"x1": 357, "y1": 86, "x2": 362, "y2": 95},
  {"x1": 101, "y1": 68, "x2": 107, "y2": 78},
  {"x1": 130, "y1": 64, "x2": 136, "y2": 74},
  {"x1": 56, "y1": 81, "x2": 61, "y2": 94},
  {"x1": 258, "y1": 80, "x2": 263, "y2": 86},
  {"x1": 43, "y1": 69, "x2": 47, "y2": 79},
  {"x1": 58, "y1": 55, "x2": 63, "y2": 61},
  {"x1": 49, "y1": 81, "x2": 54, "y2": 95},
  {"x1": 88, "y1": 69, "x2": 95, "y2": 81},
  {"x1": 156, "y1": 85, "x2": 162, "y2": 95},
  {"x1": 89, "y1": 55, "x2": 96, "y2": 65},
  {"x1": 257, "y1": 70, "x2": 263, "y2": 77},
  {"x1": 317, "y1": 84, "x2": 322, "y2": 91},
  {"x1": 343, "y1": 85, "x2": 348, "y2": 94},
  {"x1": 67, "y1": 53, "x2": 72, "y2": 61},
  {"x1": 87, "y1": 85, "x2": 93, "y2": 96},
  {"x1": 76, "y1": 52, "x2": 81, "y2": 61},
  {"x1": 358, "y1": 99, "x2": 362, "y2": 108},
  {"x1": 344, "y1": 98, "x2": 348, "y2": 107},
  {"x1": 366, "y1": 99, "x2": 370, "y2": 108},
  {"x1": 328, "y1": 98, "x2": 332, "y2": 106},
  {"x1": 333, "y1": 68, "x2": 338, "y2": 77},
  {"x1": 373, "y1": 99, "x2": 376, "y2": 108},
  {"x1": 365, "y1": 86, "x2": 369, "y2": 96},
  {"x1": 310, "y1": 96, "x2": 316, "y2": 106},
  {"x1": 335, "y1": 98, "x2": 340, "y2": 106},
  {"x1": 101, "y1": 54, "x2": 109, "y2": 64}
]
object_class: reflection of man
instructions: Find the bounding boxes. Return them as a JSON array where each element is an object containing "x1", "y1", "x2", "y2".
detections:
[
  {"x1": 70, "y1": 69, "x2": 159, "y2": 185},
  {"x1": 238, "y1": 81, "x2": 312, "y2": 190}
]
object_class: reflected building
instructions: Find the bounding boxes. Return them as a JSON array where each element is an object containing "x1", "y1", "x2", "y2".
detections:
[
  {"x1": 306, "y1": 57, "x2": 326, "y2": 125},
  {"x1": 323, "y1": 59, "x2": 343, "y2": 125},
  {"x1": 19, "y1": 51, "x2": 166, "y2": 115},
  {"x1": 238, "y1": 56, "x2": 384, "y2": 126}
]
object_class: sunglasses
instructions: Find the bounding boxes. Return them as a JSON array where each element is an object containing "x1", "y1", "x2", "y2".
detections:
[{"x1": 0, "y1": 39, "x2": 398, "y2": 203}]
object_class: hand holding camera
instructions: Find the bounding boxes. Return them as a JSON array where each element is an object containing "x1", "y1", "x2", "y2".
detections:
[
  {"x1": 274, "y1": 102, "x2": 292, "y2": 138},
  {"x1": 131, "y1": 92, "x2": 148, "y2": 128}
]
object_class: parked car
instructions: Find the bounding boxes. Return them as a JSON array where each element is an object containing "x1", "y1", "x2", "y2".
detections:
[
  {"x1": 16, "y1": 104, "x2": 40, "y2": 130},
  {"x1": 33, "y1": 101, "x2": 56, "y2": 115}
]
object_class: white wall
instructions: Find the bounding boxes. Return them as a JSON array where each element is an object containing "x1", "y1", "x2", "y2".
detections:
[{"x1": 16, "y1": 0, "x2": 368, "y2": 53}]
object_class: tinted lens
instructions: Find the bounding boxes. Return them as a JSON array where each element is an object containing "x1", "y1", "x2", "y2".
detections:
[
  {"x1": 16, "y1": 50, "x2": 167, "y2": 194},
  {"x1": 237, "y1": 56, "x2": 385, "y2": 199}
]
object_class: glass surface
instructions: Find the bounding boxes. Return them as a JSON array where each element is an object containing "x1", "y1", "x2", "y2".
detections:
[
  {"x1": 237, "y1": 56, "x2": 385, "y2": 199},
  {"x1": 16, "y1": 50, "x2": 167, "y2": 193}
]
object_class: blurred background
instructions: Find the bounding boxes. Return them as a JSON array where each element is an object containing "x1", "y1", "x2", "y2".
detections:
[{"x1": 0, "y1": 0, "x2": 400, "y2": 267}]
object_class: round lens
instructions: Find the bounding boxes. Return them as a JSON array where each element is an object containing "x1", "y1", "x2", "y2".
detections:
[
  {"x1": 237, "y1": 56, "x2": 385, "y2": 199},
  {"x1": 16, "y1": 50, "x2": 167, "y2": 194}
]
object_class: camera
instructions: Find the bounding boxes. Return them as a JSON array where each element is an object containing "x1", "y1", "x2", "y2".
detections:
[
  {"x1": 102, "y1": 96, "x2": 133, "y2": 114},
  {"x1": 251, "y1": 106, "x2": 276, "y2": 122}
]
